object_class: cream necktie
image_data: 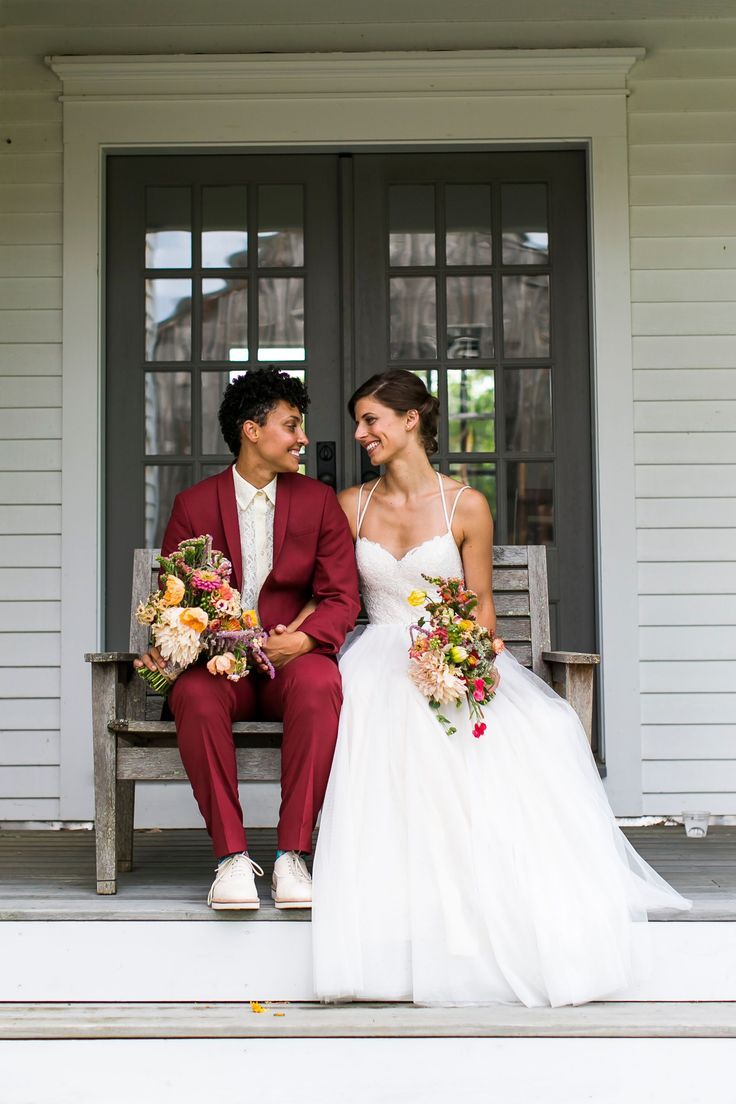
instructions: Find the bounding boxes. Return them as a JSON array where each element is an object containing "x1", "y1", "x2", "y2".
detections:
[{"x1": 252, "y1": 489, "x2": 270, "y2": 600}]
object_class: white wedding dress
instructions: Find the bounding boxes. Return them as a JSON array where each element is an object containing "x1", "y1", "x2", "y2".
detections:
[{"x1": 312, "y1": 474, "x2": 690, "y2": 1007}]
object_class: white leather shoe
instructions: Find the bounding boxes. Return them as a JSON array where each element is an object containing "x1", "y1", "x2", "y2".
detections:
[
  {"x1": 207, "y1": 853, "x2": 263, "y2": 910},
  {"x1": 272, "y1": 851, "x2": 312, "y2": 909}
]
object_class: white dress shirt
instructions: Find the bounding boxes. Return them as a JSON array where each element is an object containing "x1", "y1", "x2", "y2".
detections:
[{"x1": 232, "y1": 467, "x2": 277, "y2": 616}]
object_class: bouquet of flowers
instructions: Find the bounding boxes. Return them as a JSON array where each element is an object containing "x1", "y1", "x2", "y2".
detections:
[
  {"x1": 135, "y1": 534, "x2": 274, "y2": 695},
  {"x1": 407, "y1": 575, "x2": 504, "y2": 737}
]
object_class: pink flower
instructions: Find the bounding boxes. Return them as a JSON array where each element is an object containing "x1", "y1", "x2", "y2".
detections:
[
  {"x1": 473, "y1": 722, "x2": 486, "y2": 739},
  {"x1": 492, "y1": 637, "x2": 505, "y2": 655},
  {"x1": 206, "y1": 651, "x2": 237, "y2": 676},
  {"x1": 472, "y1": 677, "x2": 486, "y2": 701}
]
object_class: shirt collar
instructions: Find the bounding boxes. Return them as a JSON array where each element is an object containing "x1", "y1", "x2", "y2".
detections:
[{"x1": 232, "y1": 466, "x2": 278, "y2": 512}]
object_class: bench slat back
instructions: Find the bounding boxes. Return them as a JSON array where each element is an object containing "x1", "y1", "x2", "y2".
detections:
[{"x1": 130, "y1": 544, "x2": 551, "y2": 680}]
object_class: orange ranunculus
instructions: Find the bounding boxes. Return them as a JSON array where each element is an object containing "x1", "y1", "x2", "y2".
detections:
[
  {"x1": 218, "y1": 584, "x2": 233, "y2": 602},
  {"x1": 241, "y1": 609, "x2": 259, "y2": 628},
  {"x1": 163, "y1": 575, "x2": 185, "y2": 606},
  {"x1": 179, "y1": 607, "x2": 208, "y2": 633},
  {"x1": 207, "y1": 652, "x2": 237, "y2": 676}
]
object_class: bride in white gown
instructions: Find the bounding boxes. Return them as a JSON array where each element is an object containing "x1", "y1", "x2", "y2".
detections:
[{"x1": 312, "y1": 369, "x2": 690, "y2": 1007}]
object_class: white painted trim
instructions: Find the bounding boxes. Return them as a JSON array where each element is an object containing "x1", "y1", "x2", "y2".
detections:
[{"x1": 49, "y1": 49, "x2": 644, "y2": 816}]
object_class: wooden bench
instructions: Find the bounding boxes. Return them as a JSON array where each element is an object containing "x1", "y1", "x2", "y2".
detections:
[{"x1": 85, "y1": 545, "x2": 599, "y2": 894}]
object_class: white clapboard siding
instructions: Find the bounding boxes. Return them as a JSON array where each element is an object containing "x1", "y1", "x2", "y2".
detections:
[
  {"x1": 1, "y1": 699, "x2": 60, "y2": 730},
  {"x1": 637, "y1": 463, "x2": 736, "y2": 498},
  {"x1": 0, "y1": 536, "x2": 61, "y2": 568},
  {"x1": 640, "y1": 626, "x2": 736, "y2": 661},
  {"x1": 0, "y1": 766, "x2": 60, "y2": 798},
  {"x1": 635, "y1": 371, "x2": 736, "y2": 402},
  {"x1": 1, "y1": 377, "x2": 62, "y2": 407},
  {"x1": 0, "y1": 668, "x2": 60, "y2": 699},
  {"x1": 637, "y1": 530, "x2": 736, "y2": 562},
  {"x1": 644, "y1": 794, "x2": 736, "y2": 815},
  {"x1": 643, "y1": 760, "x2": 736, "y2": 793},
  {"x1": 637, "y1": 499, "x2": 736, "y2": 528},
  {"x1": 0, "y1": 471, "x2": 61, "y2": 504},
  {"x1": 0, "y1": 344, "x2": 61, "y2": 375},
  {"x1": 0, "y1": 634, "x2": 60, "y2": 666},
  {"x1": 635, "y1": 432, "x2": 736, "y2": 464},
  {"x1": 0, "y1": 798, "x2": 59, "y2": 819},
  {"x1": 0, "y1": 601, "x2": 60, "y2": 633},
  {"x1": 639, "y1": 594, "x2": 736, "y2": 626},
  {"x1": 0, "y1": 568, "x2": 59, "y2": 602},
  {"x1": 0, "y1": 505, "x2": 61, "y2": 534},
  {"x1": 631, "y1": 270, "x2": 736, "y2": 303},
  {"x1": 643, "y1": 726, "x2": 736, "y2": 761},
  {"x1": 641, "y1": 695, "x2": 736, "y2": 726},
  {"x1": 638, "y1": 562, "x2": 736, "y2": 594},
  {"x1": 640, "y1": 661, "x2": 736, "y2": 693},
  {"x1": 0, "y1": 731, "x2": 59, "y2": 766}
]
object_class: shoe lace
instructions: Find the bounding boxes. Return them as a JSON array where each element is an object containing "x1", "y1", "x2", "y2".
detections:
[
  {"x1": 287, "y1": 852, "x2": 310, "y2": 881},
  {"x1": 216, "y1": 853, "x2": 264, "y2": 878}
]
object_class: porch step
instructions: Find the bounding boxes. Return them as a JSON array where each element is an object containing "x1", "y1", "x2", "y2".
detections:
[{"x1": 3, "y1": 1001, "x2": 736, "y2": 1039}]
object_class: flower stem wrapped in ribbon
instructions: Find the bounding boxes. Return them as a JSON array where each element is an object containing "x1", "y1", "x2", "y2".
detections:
[
  {"x1": 135, "y1": 535, "x2": 275, "y2": 695},
  {"x1": 407, "y1": 575, "x2": 504, "y2": 737}
]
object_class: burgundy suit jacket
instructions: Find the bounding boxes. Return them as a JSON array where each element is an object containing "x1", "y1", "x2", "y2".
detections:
[{"x1": 160, "y1": 467, "x2": 361, "y2": 657}]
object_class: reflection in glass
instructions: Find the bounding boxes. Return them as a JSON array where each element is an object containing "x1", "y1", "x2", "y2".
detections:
[
  {"x1": 445, "y1": 185, "x2": 492, "y2": 265},
  {"x1": 448, "y1": 461, "x2": 496, "y2": 519},
  {"x1": 507, "y1": 461, "x2": 554, "y2": 544},
  {"x1": 202, "y1": 278, "x2": 248, "y2": 361},
  {"x1": 389, "y1": 277, "x2": 437, "y2": 360},
  {"x1": 447, "y1": 369, "x2": 495, "y2": 452},
  {"x1": 389, "y1": 185, "x2": 435, "y2": 266},
  {"x1": 258, "y1": 277, "x2": 305, "y2": 361},
  {"x1": 201, "y1": 371, "x2": 230, "y2": 454},
  {"x1": 145, "y1": 187, "x2": 191, "y2": 269},
  {"x1": 409, "y1": 368, "x2": 439, "y2": 396},
  {"x1": 502, "y1": 183, "x2": 549, "y2": 264},
  {"x1": 145, "y1": 279, "x2": 192, "y2": 361},
  {"x1": 202, "y1": 186, "x2": 248, "y2": 268},
  {"x1": 446, "y1": 276, "x2": 494, "y2": 360},
  {"x1": 144, "y1": 372, "x2": 191, "y2": 455},
  {"x1": 505, "y1": 368, "x2": 553, "y2": 453},
  {"x1": 258, "y1": 185, "x2": 304, "y2": 267},
  {"x1": 502, "y1": 274, "x2": 550, "y2": 358},
  {"x1": 144, "y1": 465, "x2": 193, "y2": 548}
]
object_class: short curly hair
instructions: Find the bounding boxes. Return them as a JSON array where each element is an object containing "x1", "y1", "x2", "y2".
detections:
[{"x1": 218, "y1": 367, "x2": 310, "y2": 458}]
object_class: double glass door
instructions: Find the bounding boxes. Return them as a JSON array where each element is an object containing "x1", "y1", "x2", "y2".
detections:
[{"x1": 106, "y1": 150, "x2": 594, "y2": 677}]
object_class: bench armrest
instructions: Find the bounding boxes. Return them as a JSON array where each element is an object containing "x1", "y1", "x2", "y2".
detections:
[
  {"x1": 542, "y1": 650, "x2": 600, "y2": 666},
  {"x1": 85, "y1": 652, "x2": 139, "y2": 664}
]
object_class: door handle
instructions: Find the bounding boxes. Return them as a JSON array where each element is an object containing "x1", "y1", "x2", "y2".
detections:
[{"x1": 316, "y1": 441, "x2": 337, "y2": 489}]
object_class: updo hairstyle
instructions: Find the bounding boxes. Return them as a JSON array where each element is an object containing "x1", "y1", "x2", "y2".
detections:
[{"x1": 348, "y1": 370, "x2": 440, "y2": 456}]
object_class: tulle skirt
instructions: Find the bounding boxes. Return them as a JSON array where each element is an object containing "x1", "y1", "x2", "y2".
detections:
[{"x1": 312, "y1": 624, "x2": 691, "y2": 1007}]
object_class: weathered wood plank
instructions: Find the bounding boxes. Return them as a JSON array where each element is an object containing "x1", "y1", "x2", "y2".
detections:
[
  {"x1": 117, "y1": 747, "x2": 281, "y2": 782},
  {"x1": 490, "y1": 567, "x2": 529, "y2": 591}
]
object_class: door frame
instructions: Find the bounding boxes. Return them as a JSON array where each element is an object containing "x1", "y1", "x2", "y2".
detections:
[{"x1": 48, "y1": 48, "x2": 645, "y2": 817}]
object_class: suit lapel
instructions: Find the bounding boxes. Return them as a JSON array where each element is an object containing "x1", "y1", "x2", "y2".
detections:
[
  {"x1": 217, "y1": 466, "x2": 243, "y2": 590},
  {"x1": 272, "y1": 473, "x2": 292, "y2": 568}
]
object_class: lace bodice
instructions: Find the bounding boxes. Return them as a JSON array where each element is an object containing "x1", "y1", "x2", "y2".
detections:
[{"x1": 355, "y1": 472, "x2": 467, "y2": 626}]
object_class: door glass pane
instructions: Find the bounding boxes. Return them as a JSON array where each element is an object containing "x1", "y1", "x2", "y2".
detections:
[
  {"x1": 202, "y1": 370, "x2": 231, "y2": 454},
  {"x1": 448, "y1": 461, "x2": 496, "y2": 518},
  {"x1": 446, "y1": 276, "x2": 494, "y2": 359},
  {"x1": 202, "y1": 186, "x2": 248, "y2": 269},
  {"x1": 389, "y1": 185, "x2": 435, "y2": 266},
  {"x1": 507, "y1": 461, "x2": 554, "y2": 544},
  {"x1": 144, "y1": 465, "x2": 193, "y2": 548},
  {"x1": 505, "y1": 368, "x2": 553, "y2": 453},
  {"x1": 258, "y1": 185, "x2": 304, "y2": 267},
  {"x1": 389, "y1": 276, "x2": 437, "y2": 359},
  {"x1": 202, "y1": 278, "x2": 248, "y2": 361},
  {"x1": 502, "y1": 183, "x2": 549, "y2": 264},
  {"x1": 502, "y1": 274, "x2": 550, "y2": 358},
  {"x1": 145, "y1": 279, "x2": 192, "y2": 361},
  {"x1": 409, "y1": 368, "x2": 439, "y2": 395},
  {"x1": 445, "y1": 185, "x2": 492, "y2": 265},
  {"x1": 144, "y1": 372, "x2": 191, "y2": 455},
  {"x1": 447, "y1": 368, "x2": 495, "y2": 452},
  {"x1": 258, "y1": 277, "x2": 305, "y2": 361},
  {"x1": 145, "y1": 187, "x2": 191, "y2": 269}
]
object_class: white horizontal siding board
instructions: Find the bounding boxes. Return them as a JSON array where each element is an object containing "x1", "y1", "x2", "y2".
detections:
[
  {"x1": 634, "y1": 399, "x2": 736, "y2": 431},
  {"x1": 0, "y1": 471, "x2": 61, "y2": 504},
  {"x1": 0, "y1": 602, "x2": 60, "y2": 632},
  {"x1": 0, "y1": 765, "x2": 60, "y2": 798},
  {"x1": 0, "y1": 441, "x2": 60, "y2": 470},
  {"x1": 641, "y1": 694, "x2": 736, "y2": 725},
  {"x1": 0, "y1": 344, "x2": 60, "y2": 375},
  {"x1": 0, "y1": 798, "x2": 59, "y2": 818},
  {"x1": 0, "y1": 634, "x2": 60, "y2": 666},
  {"x1": 0, "y1": 698, "x2": 60, "y2": 729},
  {"x1": 636, "y1": 499, "x2": 736, "y2": 528},
  {"x1": 0, "y1": 213, "x2": 61, "y2": 245},
  {"x1": 643, "y1": 793, "x2": 736, "y2": 814},
  {"x1": 0, "y1": 124, "x2": 62, "y2": 155},
  {"x1": 0, "y1": 731, "x2": 59, "y2": 766},
  {"x1": 0, "y1": 505, "x2": 61, "y2": 534},
  {"x1": 633, "y1": 336, "x2": 736, "y2": 369},
  {"x1": 634, "y1": 370, "x2": 736, "y2": 401},
  {"x1": 0, "y1": 278, "x2": 62, "y2": 309},
  {"x1": 635, "y1": 432, "x2": 736, "y2": 463},
  {"x1": 631, "y1": 176, "x2": 736, "y2": 206},
  {"x1": 631, "y1": 238, "x2": 736, "y2": 269},
  {"x1": 630, "y1": 80, "x2": 736, "y2": 114},
  {"x1": 0, "y1": 668, "x2": 60, "y2": 699},
  {"x1": 629, "y1": 114, "x2": 736, "y2": 145},
  {"x1": 632, "y1": 305, "x2": 736, "y2": 338},
  {"x1": 643, "y1": 760, "x2": 736, "y2": 793},
  {"x1": 629, "y1": 48, "x2": 736, "y2": 81},
  {"x1": 0, "y1": 310, "x2": 61, "y2": 343},
  {"x1": 0, "y1": 182, "x2": 62, "y2": 213},
  {"x1": 640, "y1": 626, "x2": 736, "y2": 660},
  {"x1": 639, "y1": 594, "x2": 736, "y2": 625},
  {"x1": 630, "y1": 207, "x2": 736, "y2": 238},
  {"x1": 0, "y1": 245, "x2": 61, "y2": 278},
  {"x1": 0, "y1": 57, "x2": 60, "y2": 93},
  {"x1": 640, "y1": 661, "x2": 736, "y2": 693},
  {"x1": 636, "y1": 464, "x2": 736, "y2": 497},
  {"x1": 0, "y1": 568, "x2": 59, "y2": 601},
  {"x1": 629, "y1": 143, "x2": 736, "y2": 176},
  {"x1": 638, "y1": 562, "x2": 736, "y2": 594},
  {"x1": 0, "y1": 536, "x2": 59, "y2": 569},
  {"x1": 0, "y1": 153, "x2": 62, "y2": 185},
  {"x1": 0, "y1": 96, "x2": 62, "y2": 125},
  {"x1": 643, "y1": 726, "x2": 736, "y2": 760},
  {"x1": 0, "y1": 377, "x2": 62, "y2": 408},
  {"x1": 0, "y1": 409, "x2": 61, "y2": 439},
  {"x1": 637, "y1": 529, "x2": 736, "y2": 562},
  {"x1": 632, "y1": 270, "x2": 736, "y2": 303}
]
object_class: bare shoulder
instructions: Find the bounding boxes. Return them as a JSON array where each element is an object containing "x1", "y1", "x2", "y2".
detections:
[
  {"x1": 449, "y1": 482, "x2": 493, "y2": 541},
  {"x1": 338, "y1": 484, "x2": 362, "y2": 513}
]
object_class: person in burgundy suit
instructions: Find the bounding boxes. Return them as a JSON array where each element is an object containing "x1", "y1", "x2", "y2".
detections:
[{"x1": 135, "y1": 368, "x2": 360, "y2": 911}]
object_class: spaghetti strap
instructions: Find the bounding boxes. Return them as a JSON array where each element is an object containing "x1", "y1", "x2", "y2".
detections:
[
  {"x1": 449, "y1": 483, "x2": 470, "y2": 529},
  {"x1": 436, "y1": 471, "x2": 452, "y2": 531},
  {"x1": 356, "y1": 477, "x2": 382, "y2": 537}
]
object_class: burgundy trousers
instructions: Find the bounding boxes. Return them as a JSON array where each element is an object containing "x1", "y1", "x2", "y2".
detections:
[{"x1": 169, "y1": 653, "x2": 342, "y2": 857}]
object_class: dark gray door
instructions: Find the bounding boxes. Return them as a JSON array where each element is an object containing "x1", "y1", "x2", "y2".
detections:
[{"x1": 105, "y1": 150, "x2": 594, "y2": 678}]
